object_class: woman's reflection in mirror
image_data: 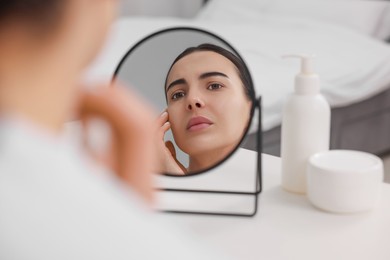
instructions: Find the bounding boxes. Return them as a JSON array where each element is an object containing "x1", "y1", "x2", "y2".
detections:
[{"x1": 156, "y1": 44, "x2": 253, "y2": 175}]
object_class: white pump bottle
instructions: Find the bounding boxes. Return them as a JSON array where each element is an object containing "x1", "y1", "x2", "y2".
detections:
[{"x1": 281, "y1": 54, "x2": 331, "y2": 194}]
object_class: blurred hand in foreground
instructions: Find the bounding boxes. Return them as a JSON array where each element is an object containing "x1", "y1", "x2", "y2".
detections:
[{"x1": 77, "y1": 83, "x2": 156, "y2": 205}]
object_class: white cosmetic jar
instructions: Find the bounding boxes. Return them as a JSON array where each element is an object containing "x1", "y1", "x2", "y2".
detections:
[{"x1": 307, "y1": 150, "x2": 383, "y2": 213}]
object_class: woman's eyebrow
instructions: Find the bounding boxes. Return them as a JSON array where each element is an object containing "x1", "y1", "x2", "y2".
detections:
[
  {"x1": 166, "y1": 78, "x2": 186, "y2": 92},
  {"x1": 199, "y1": 71, "x2": 229, "y2": 79},
  {"x1": 166, "y1": 72, "x2": 228, "y2": 92}
]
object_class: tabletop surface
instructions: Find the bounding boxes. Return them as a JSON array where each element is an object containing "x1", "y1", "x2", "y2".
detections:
[{"x1": 160, "y1": 152, "x2": 390, "y2": 260}]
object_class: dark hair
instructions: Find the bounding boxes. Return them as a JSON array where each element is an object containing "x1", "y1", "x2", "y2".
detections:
[
  {"x1": 164, "y1": 43, "x2": 253, "y2": 101},
  {"x1": 0, "y1": 0, "x2": 65, "y2": 33}
]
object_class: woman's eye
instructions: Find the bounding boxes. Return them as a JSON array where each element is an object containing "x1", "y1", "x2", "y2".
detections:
[
  {"x1": 171, "y1": 91, "x2": 185, "y2": 100},
  {"x1": 207, "y1": 83, "x2": 223, "y2": 90}
]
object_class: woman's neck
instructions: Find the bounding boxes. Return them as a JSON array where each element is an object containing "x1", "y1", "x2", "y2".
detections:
[
  {"x1": 0, "y1": 53, "x2": 81, "y2": 134},
  {"x1": 188, "y1": 144, "x2": 236, "y2": 172}
]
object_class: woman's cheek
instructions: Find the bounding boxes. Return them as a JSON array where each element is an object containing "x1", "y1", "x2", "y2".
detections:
[
  {"x1": 167, "y1": 109, "x2": 179, "y2": 134},
  {"x1": 170, "y1": 119, "x2": 186, "y2": 151}
]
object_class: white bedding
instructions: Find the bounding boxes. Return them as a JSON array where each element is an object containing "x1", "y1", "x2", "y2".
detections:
[{"x1": 84, "y1": 16, "x2": 390, "y2": 132}]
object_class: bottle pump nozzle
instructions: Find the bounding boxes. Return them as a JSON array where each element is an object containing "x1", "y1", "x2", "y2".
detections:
[
  {"x1": 282, "y1": 54, "x2": 315, "y2": 74},
  {"x1": 282, "y1": 54, "x2": 319, "y2": 94}
]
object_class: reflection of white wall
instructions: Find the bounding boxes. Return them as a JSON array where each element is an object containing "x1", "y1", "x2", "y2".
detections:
[{"x1": 119, "y1": 0, "x2": 203, "y2": 18}]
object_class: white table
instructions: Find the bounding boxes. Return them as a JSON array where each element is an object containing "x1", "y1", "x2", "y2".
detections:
[{"x1": 160, "y1": 152, "x2": 390, "y2": 260}]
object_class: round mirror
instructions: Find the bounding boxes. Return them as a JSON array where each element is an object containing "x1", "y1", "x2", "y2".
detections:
[{"x1": 113, "y1": 27, "x2": 256, "y2": 176}]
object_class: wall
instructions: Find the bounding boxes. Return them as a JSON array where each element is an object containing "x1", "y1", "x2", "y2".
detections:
[{"x1": 119, "y1": 0, "x2": 204, "y2": 18}]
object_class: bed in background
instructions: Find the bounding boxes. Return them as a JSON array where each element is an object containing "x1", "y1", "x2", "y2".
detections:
[
  {"x1": 84, "y1": 0, "x2": 390, "y2": 156},
  {"x1": 243, "y1": 87, "x2": 390, "y2": 156},
  {"x1": 199, "y1": 0, "x2": 390, "y2": 156}
]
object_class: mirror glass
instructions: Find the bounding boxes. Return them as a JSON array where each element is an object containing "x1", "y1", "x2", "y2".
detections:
[{"x1": 113, "y1": 28, "x2": 256, "y2": 176}]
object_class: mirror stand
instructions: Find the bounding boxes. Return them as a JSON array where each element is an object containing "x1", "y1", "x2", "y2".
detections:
[{"x1": 154, "y1": 97, "x2": 262, "y2": 217}]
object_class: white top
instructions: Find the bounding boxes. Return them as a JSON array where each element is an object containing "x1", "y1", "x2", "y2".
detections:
[{"x1": 0, "y1": 117, "x2": 227, "y2": 260}]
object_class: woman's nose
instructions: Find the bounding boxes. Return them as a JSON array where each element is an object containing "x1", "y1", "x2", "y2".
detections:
[{"x1": 187, "y1": 97, "x2": 205, "y2": 110}]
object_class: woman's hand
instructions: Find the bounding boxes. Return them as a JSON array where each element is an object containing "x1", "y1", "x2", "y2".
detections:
[
  {"x1": 154, "y1": 111, "x2": 187, "y2": 175},
  {"x1": 76, "y1": 83, "x2": 156, "y2": 205}
]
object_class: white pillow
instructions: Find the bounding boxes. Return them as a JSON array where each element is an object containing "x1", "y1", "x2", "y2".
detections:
[
  {"x1": 374, "y1": 4, "x2": 390, "y2": 40},
  {"x1": 197, "y1": 0, "x2": 389, "y2": 38}
]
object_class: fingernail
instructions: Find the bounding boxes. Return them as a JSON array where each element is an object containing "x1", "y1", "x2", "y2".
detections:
[{"x1": 160, "y1": 111, "x2": 167, "y2": 117}]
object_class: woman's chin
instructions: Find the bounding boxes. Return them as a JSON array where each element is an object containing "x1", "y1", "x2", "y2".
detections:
[{"x1": 182, "y1": 143, "x2": 227, "y2": 157}]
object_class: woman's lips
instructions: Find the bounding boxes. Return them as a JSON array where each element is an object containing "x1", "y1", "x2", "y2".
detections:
[{"x1": 186, "y1": 116, "x2": 213, "y2": 131}]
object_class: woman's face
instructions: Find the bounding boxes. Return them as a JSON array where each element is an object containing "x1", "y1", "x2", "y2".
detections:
[{"x1": 166, "y1": 51, "x2": 252, "y2": 157}]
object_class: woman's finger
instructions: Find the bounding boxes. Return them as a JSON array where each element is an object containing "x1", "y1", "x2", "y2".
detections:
[
  {"x1": 165, "y1": 141, "x2": 187, "y2": 174},
  {"x1": 156, "y1": 110, "x2": 168, "y2": 127},
  {"x1": 161, "y1": 121, "x2": 170, "y2": 133},
  {"x1": 157, "y1": 117, "x2": 170, "y2": 141}
]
